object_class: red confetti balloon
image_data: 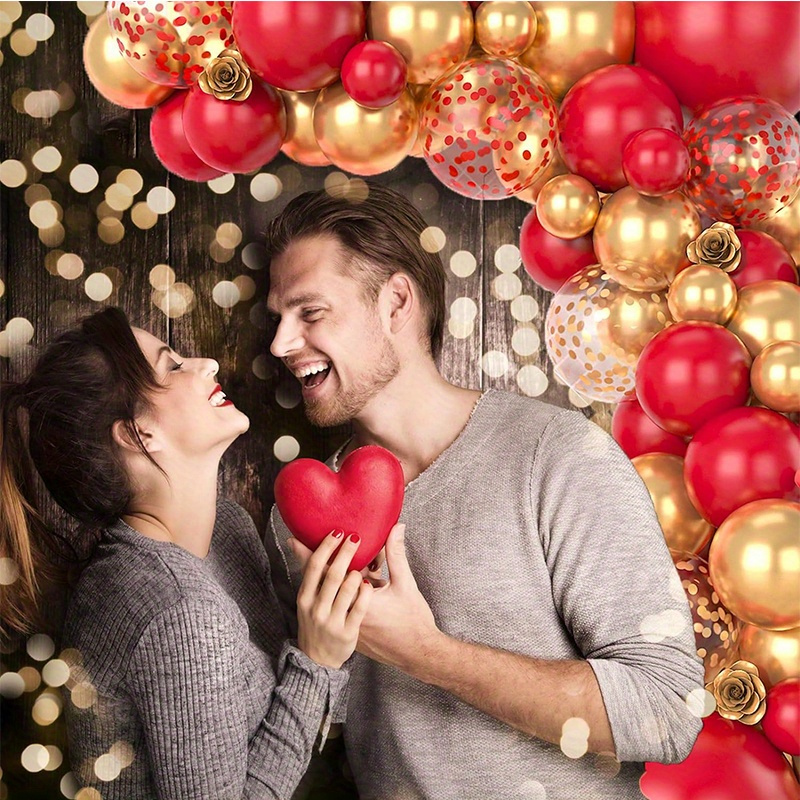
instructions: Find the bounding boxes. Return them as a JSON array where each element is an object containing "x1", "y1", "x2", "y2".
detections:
[
  {"x1": 558, "y1": 65, "x2": 683, "y2": 192},
  {"x1": 611, "y1": 398, "x2": 688, "y2": 460},
  {"x1": 182, "y1": 81, "x2": 287, "y2": 174},
  {"x1": 232, "y1": 1, "x2": 365, "y2": 91},
  {"x1": 149, "y1": 91, "x2": 224, "y2": 182},
  {"x1": 635, "y1": 321, "x2": 751, "y2": 437},
  {"x1": 729, "y1": 230, "x2": 799, "y2": 289},
  {"x1": 762, "y1": 678, "x2": 800, "y2": 756},
  {"x1": 684, "y1": 407, "x2": 800, "y2": 527},
  {"x1": 519, "y1": 209, "x2": 596, "y2": 292},
  {"x1": 341, "y1": 41, "x2": 407, "y2": 109},
  {"x1": 622, "y1": 128, "x2": 690, "y2": 196}
]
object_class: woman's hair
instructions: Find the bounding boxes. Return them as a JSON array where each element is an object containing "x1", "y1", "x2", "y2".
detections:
[{"x1": 1, "y1": 307, "x2": 162, "y2": 634}]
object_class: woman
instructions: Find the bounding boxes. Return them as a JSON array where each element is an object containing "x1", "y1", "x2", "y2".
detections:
[{"x1": 0, "y1": 307, "x2": 373, "y2": 799}]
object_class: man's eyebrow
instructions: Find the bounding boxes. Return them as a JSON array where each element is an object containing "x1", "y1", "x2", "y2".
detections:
[
  {"x1": 155, "y1": 345, "x2": 172, "y2": 362},
  {"x1": 267, "y1": 293, "x2": 327, "y2": 314}
]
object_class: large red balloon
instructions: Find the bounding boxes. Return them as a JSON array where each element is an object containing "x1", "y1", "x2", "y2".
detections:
[
  {"x1": 641, "y1": 713, "x2": 800, "y2": 800},
  {"x1": 635, "y1": 2, "x2": 800, "y2": 114},
  {"x1": 149, "y1": 91, "x2": 224, "y2": 182},
  {"x1": 182, "y1": 82, "x2": 286, "y2": 174},
  {"x1": 635, "y1": 321, "x2": 751, "y2": 437},
  {"x1": 558, "y1": 65, "x2": 683, "y2": 192},
  {"x1": 232, "y1": 2, "x2": 366, "y2": 91},
  {"x1": 622, "y1": 128, "x2": 690, "y2": 196},
  {"x1": 341, "y1": 40, "x2": 407, "y2": 109},
  {"x1": 729, "y1": 231, "x2": 799, "y2": 289},
  {"x1": 684, "y1": 407, "x2": 800, "y2": 527},
  {"x1": 519, "y1": 209, "x2": 596, "y2": 292},
  {"x1": 612, "y1": 398, "x2": 688, "y2": 460},
  {"x1": 762, "y1": 678, "x2": 800, "y2": 756}
]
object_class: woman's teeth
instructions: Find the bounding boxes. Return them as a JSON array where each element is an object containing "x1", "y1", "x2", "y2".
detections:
[{"x1": 209, "y1": 390, "x2": 227, "y2": 407}]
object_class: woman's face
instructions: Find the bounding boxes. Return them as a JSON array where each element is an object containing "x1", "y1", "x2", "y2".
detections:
[{"x1": 133, "y1": 328, "x2": 250, "y2": 459}]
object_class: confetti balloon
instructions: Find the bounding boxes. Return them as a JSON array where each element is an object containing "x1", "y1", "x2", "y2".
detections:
[
  {"x1": 420, "y1": 56, "x2": 559, "y2": 200},
  {"x1": 739, "y1": 625, "x2": 800, "y2": 691},
  {"x1": 684, "y1": 97, "x2": 800, "y2": 226}
]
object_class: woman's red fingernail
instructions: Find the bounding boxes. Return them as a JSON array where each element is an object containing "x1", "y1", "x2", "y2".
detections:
[
  {"x1": 349, "y1": 534, "x2": 360, "y2": 543},
  {"x1": 333, "y1": 530, "x2": 344, "y2": 538},
  {"x1": 364, "y1": 579, "x2": 370, "y2": 585}
]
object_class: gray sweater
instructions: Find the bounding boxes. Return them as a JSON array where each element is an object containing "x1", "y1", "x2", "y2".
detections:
[
  {"x1": 63, "y1": 500, "x2": 348, "y2": 800},
  {"x1": 271, "y1": 390, "x2": 704, "y2": 800}
]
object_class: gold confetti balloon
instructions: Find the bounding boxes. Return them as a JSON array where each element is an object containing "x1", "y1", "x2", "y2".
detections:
[
  {"x1": 475, "y1": 1, "x2": 537, "y2": 59},
  {"x1": 279, "y1": 90, "x2": 331, "y2": 168},
  {"x1": 593, "y1": 187, "x2": 701, "y2": 291},
  {"x1": 667, "y1": 264, "x2": 738, "y2": 325},
  {"x1": 751, "y1": 341, "x2": 800, "y2": 413},
  {"x1": 726, "y1": 280, "x2": 800, "y2": 357},
  {"x1": 536, "y1": 174, "x2": 600, "y2": 239},
  {"x1": 738, "y1": 623, "x2": 800, "y2": 690}
]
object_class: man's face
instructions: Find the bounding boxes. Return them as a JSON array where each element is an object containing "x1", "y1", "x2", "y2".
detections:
[{"x1": 268, "y1": 234, "x2": 400, "y2": 427}]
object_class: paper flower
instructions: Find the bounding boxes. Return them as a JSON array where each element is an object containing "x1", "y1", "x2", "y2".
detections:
[
  {"x1": 686, "y1": 221, "x2": 742, "y2": 272},
  {"x1": 198, "y1": 49, "x2": 252, "y2": 102},
  {"x1": 706, "y1": 660, "x2": 767, "y2": 725}
]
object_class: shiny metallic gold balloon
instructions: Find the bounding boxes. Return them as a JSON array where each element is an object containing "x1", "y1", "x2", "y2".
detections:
[
  {"x1": 738, "y1": 623, "x2": 800, "y2": 690},
  {"x1": 632, "y1": 454, "x2": 715, "y2": 557},
  {"x1": 727, "y1": 280, "x2": 800, "y2": 357},
  {"x1": 515, "y1": 149, "x2": 568, "y2": 204},
  {"x1": 667, "y1": 264, "x2": 738, "y2": 324},
  {"x1": 593, "y1": 187, "x2": 702, "y2": 291},
  {"x1": 751, "y1": 341, "x2": 800, "y2": 413},
  {"x1": 83, "y1": 17, "x2": 174, "y2": 109},
  {"x1": 709, "y1": 499, "x2": 800, "y2": 631},
  {"x1": 752, "y1": 193, "x2": 800, "y2": 267},
  {"x1": 406, "y1": 84, "x2": 430, "y2": 158},
  {"x1": 367, "y1": 1, "x2": 474, "y2": 85},
  {"x1": 314, "y1": 84, "x2": 418, "y2": 175},
  {"x1": 475, "y1": 1, "x2": 537, "y2": 58},
  {"x1": 279, "y1": 90, "x2": 331, "y2": 167},
  {"x1": 535, "y1": 174, "x2": 600, "y2": 239},
  {"x1": 519, "y1": 1, "x2": 635, "y2": 100}
]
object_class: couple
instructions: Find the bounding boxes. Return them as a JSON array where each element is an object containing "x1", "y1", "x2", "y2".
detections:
[{"x1": 1, "y1": 185, "x2": 703, "y2": 799}]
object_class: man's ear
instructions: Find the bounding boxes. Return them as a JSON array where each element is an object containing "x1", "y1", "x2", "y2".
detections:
[
  {"x1": 383, "y1": 272, "x2": 415, "y2": 336},
  {"x1": 111, "y1": 419, "x2": 162, "y2": 455}
]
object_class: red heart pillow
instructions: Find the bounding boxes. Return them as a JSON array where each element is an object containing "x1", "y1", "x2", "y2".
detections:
[{"x1": 274, "y1": 445, "x2": 404, "y2": 571}]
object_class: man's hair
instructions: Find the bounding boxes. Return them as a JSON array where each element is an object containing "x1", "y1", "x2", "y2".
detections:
[{"x1": 265, "y1": 184, "x2": 447, "y2": 358}]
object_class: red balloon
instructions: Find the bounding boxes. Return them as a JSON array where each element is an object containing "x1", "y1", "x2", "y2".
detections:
[
  {"x1": 519, "y1": 209, "x2": 596, "y2": 292},
  {"x1": 612, "y1": 398, "x2": 688, "y2": 460},
  {"x1": 762, "y1": 678, "x2": 800, "y2": 756},
  {"x1": 635, "y1": 2, "x2": 800, "y2": 114},
  {"x1": 149, "y1": 91, "x2": 224, "y2": 182},
  {"x1": 635, "y1": 321, "x2": 751, "y2": 437},
  {"x1": 182, "y1": 82, "x2": 286, "y2": 174},
  {"x1": 684, "y1": 407, "x2": 800, "y2": 527},
  {"x1": 558, "y1": 65, "x2": 683, "y2": 192},
  {"x1": 641, "y1": 713, "x2": 800, "y2": 800},
  {"x1": 622, "y1": 128, "x2": 690, "y2": 196},
  {"x1": 729, "y1": 230, "x2": 799, "y2": 289},
  {"x1": 341, "y1": 40, "x2": 407, "y2": 109},
  {"x1": 232, "y1": 1, "x2": 366, "y2": 91}
]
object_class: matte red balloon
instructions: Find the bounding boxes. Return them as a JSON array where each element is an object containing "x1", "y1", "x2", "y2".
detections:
[
  {"x1": 149, "y1": 91, "x2": 224, "y2": 182},
  {"x1": 762, "y1": 678, "x2": 800, "y2": 756},
  {"x1": 622, "y1": 128, "x2": 690, "y2": 196},
  {"x1": 342, "y1": 40, "x2": 407, "y2": 109},
  {"x1": 635, "y1": 2, "x2": 800, "y2": 113},
  {"x1": 641, "y1": 713, "x2": 800, "y2": 800},
  {"x1": 684, "y1": 407, "x2": 800, "y2": 527},
  {"x1": 635, "y1": 321, "x2": 751, "y2": 438},
  {"x1": 182, "y1": 82, "x2": 286, "y2": 174},
  {"x1": 232, "y1": 1, "x2": 366, "y2": 91},
  {"x1": 611, "y1": 398, "x2": 688, "y2": 460},
  {"x1": 729, "y1": 230, "x2": 799, "y2": 289},
  {"x1": 558, "y1": 65, "x2": 683, "y2": 192},
  {"x1": 519, "y1": 209, "x2": 596, "y2": 292}
]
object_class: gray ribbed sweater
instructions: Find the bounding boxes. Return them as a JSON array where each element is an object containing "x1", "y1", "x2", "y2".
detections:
[
  {"x1": 270, "y1": 390, "x2": 705, "y2": 800},
  {"x1": 63, "y1": 500, "x2": 348, "y2": 800}
]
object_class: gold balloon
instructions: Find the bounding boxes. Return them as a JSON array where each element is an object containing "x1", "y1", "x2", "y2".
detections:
[
  {"x1": 632, "y1": 454, "x2": 715, "y2": 557},
  {"x1": 407, "y1": 84, "x2": 430, "y2": 158},
  {"x1": 667, "y1": 264, "x2": 738, "y2": 324},
  {"x1": 593, "y1": 187, "x2": 702, "y2": 291},
  {"x1": 314, "y1": 84, "x2": 418, "y2": 176},
  {"x1": 751, "y1": 341, "x2": 800, "y2": 413},
  {"x1": 519, "y1": 1, "x2": 635, "y2": 100},
  {"x1": 709, "y1": 499, "x2": 800, "y2": 631},
  {"x1": 727, "y1": 280, "x2": 800, "y2": 358},
  {"x1": 738, "y1": 624, "x2": 800, "y2": 690},
  {"x1": 515, "y1": 149, "x2": 568, "y2": 204},
  {"x1": 752, "y1": 193, "x2": 800, "y2": 267},
  {"x1": 279, "y1": 90, "x2": 331, "y2": 168},
  {"x1": 475, "y1": 1, "x2": 537, "y2": 58},
  {"x1": 535, "y1": 174, "x2": 600, "y2": 239},
  {"x1": 368, "y1": 1, "x2": 474, "y2": 85},
  {"x1": 83, "y1": 17, "x2": 174, "y2": 109}
]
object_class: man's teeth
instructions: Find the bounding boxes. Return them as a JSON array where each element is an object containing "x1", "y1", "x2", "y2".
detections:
[
  {"x1": 209, "y1": 390, "x2": 227, "y2": 407},
  {"x1": 295, "y1": 362, "x2": 330, "y2": 378}
]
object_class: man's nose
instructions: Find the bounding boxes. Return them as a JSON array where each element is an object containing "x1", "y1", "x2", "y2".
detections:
[{"x1": 270, "y1": 318, "x2": 304, "y2": 358}]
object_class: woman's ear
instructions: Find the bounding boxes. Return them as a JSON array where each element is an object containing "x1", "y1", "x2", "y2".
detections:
[
  {"x1": 382, "y1": 272, "x2": 415, "y2": 336},
  {"x1": 111, "y1": 419, "x2": 161, "y2": 454}
]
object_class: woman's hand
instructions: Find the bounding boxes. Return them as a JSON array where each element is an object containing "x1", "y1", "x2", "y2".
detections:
[{"x1": 290, "y1": 531, "x2": 373, "y2": 669}]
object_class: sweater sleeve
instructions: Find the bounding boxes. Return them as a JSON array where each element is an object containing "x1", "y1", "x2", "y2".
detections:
[
  {"x1": 532, "y1": 410, "x2": 704, "y2": 764},
  {"x1": 126, "y1": 597, "x2": 348, "y2": 800}
]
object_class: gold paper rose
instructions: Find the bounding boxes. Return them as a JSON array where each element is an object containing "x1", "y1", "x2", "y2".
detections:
[
  {"x1": 706, "y1": 660, "x2": 767, "y2": 725},
  {"x1": 686, "y1": 221, "x2": 742, "y2": 272},
  {"x1": 198, "y1": 49, "x2": 252, "y2": 101}
]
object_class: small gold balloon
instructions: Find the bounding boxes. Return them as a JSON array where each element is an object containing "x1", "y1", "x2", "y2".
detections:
[
  {"x1": 515, "y1": 148, "x2": 568, "y2": 204},
  {"x1": 535, "y1": 174, "x2": 600, "y2": 239},
  {"x1": 727, "y1": 280, "x2": 800, "y2": 357},
  {"x1": 709, "y1": 499, "x2": 800, "y2": 631},
  {"x1": 279, "y1": 90, "x2": 331, "y2": 168},
  {"x1": 738, "y1": 623, "x2": 800, "y2": 690},
  {"x1": 667, "y1": 264, "x2": 738, "y2": 324},
  {"x1": 83, "y1": 17, "x2": 174, "y2": 109},
  {"x1": 593, "y1": 187, "x2": 702, "y2": 291},
  {"x1": 752, "y1": 192, "x2": 800, "y2": 267},
  {"x1": 751, "y1": 341, "x2": 800, "y2": 413},
  {"x1": 314, "y1": 84, "x2": 418, "y2": 176},
  {"x1": 632, "y1": 454, "x2": 715, "y2": 557},
  {"x1": 368, "y1": 1, "x2": 474, "y2": 85},
  {"x1": 475, "y1": 1, "x2": 537, "y2": 58}
]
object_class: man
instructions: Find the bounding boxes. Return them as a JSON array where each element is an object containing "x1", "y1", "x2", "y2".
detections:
[{"x1": 265, "y1": 184, "x2": 704, "y2": 800}]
